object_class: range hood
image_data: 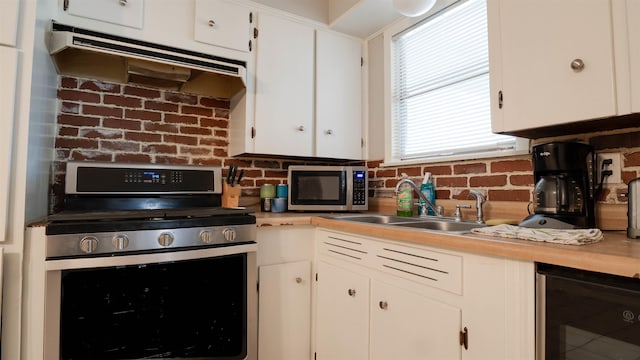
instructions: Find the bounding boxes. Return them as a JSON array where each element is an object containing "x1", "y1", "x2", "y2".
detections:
[{"x1": 47, "y1": 22, "x2": 246, "y2": 99}]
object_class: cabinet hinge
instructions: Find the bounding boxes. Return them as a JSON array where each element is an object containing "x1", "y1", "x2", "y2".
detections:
[
  {"x1": 361, "y1": 138, "x2": 364, "y2": 148},
  {"x1": 498, "y1": 90, "x2": 503, "y2": 109},
  {"x1": 249, "y1": 40, "x2": 252, "y2": 52},
  {"x1": 63, "y1": 0, "x2": 69, "y2": 11},
  {"x1": 459, "y1": 327, "x2": 469, "y2": 350},
  {"x1": 257, "y1": 281, "x2": 260, "y2": 292},
  {"x1": 361, "y1": 57, "x2": 364, "y2": 67},
  {"x1": 251, "y1": 127, "x2": 256, "y2": 139},
  {"x1": 249, "y1": 12, "x2": 253, "y2": 24},
  {"x1": 253, "y1": 27, "x2": 259, "y2": 39}
]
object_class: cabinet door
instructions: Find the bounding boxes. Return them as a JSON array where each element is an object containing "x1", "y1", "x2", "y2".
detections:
[
  {"x1": 258, "y1": 261, "x2": 311, "y2": 360},
  {"x1": 253, "y1": 13, "x2": 314, "y2": 157},
  {"x1": 65, "y1": 0, "x2": 144, "y2": 29},
  {"x1": 315, "y1": 261, "x2": 369, "y2": 360},
  {"x1": 0, "y1": 48, "x2": 17, "y2": 242},
  {"x1": 194, "y1": 0, "x2": 252, "y2": 53},
  {"x1": 628, "y1": 0, "x2": 640, "y2": 113},
  {"x1": 489, "y1": 0, "x2": 616, "y2": 132},
  {"x1": 370, "y1": 280, "x2": 462, "y2": 360},
  {"x1": 315, "y1": 30, "x2": 362, "y2": 160},
  {"x1": 0, "y1": 0, "x2": 19, "y2": 46}
]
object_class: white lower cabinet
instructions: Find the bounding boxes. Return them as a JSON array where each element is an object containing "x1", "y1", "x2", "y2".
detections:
[
  {"x1": 370, "y1": 279, "x2": 462, "y2": 360},
  {"x1": 316, "y1": 261, "x2": 370, "y2": 360},
  {"x1": 256, "y1": 225, "x2": 314, "y2": 360},
  {"x1": 314, "y1": 228, "x2": 535, "y2": 360},
  {"x1": 258, "y1": 260, "x2": 311, "y2": 360}
]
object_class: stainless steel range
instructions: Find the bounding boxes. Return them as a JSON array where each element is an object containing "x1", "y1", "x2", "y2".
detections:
[{"x1": 43, "y1": 161, "x2": 257, "y2": 360}]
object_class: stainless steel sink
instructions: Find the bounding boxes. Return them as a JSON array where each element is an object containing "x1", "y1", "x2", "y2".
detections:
[
  {"x1": 323, "y1": 214, "x2": 421, "y2": 224},
  {"x1": 325, "y1": 214, "x2": 487, "y2": 233},
  {"x1": 393, "y1": 220, "x2": 486, "y2": 233}
]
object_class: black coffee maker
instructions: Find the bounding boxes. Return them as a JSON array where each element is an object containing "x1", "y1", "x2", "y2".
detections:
[{"x1": 519, "y1": 142, "x2": 596, "y2": 229}]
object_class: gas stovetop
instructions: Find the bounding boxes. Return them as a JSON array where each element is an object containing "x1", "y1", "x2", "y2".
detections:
[{"x1": 45, "y1": 162, "x2": 256, "y2": 258}]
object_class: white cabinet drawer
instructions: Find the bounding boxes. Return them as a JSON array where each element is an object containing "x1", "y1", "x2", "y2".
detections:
[
  {"x1": 194, "y1": 0, "x2": 252, "y2": 53},
  {"x1": 317, "y1": 231, "x2": 370, "y2": 264},
  {"x1": 370, "y1": 241, "x2": 463, "y2": 295},
  {"x1": 65, "y1": 0, "x2": 144, "y2": 29}
]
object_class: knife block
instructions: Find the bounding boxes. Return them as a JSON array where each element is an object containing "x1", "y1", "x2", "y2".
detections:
[{"x1": 222, "y1": 183, "x2": 241, "y2": 208}]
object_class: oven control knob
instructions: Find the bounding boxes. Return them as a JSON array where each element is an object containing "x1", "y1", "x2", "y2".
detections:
[
  {"x1": 222, "y1": 228, "x2": 237, "y2": 242},
  {"x1": 79, "y1": 236, "x2": 99, "y2": 254},
  {"x1": 200, "y1": 230, "x2": 214, "y2": 244},
  {"x1": 112, "y1": 234, "x2": 129, "y2": 250},
  {"x1": 158, "y1": 232, "x2": 174, "y2": 247}
]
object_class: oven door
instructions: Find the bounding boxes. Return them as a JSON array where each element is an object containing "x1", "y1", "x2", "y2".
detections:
[
  {"x1": 537, "y1": 264, "x2": 640, "y2": 360},
  {"x1": 44, "y1": 244, "x2": 257, "y2": 360}
]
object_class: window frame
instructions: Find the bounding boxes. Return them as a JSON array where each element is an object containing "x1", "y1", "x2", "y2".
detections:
[{"x1": 381, "y1": 0, "x2": 528, "y2": 166}]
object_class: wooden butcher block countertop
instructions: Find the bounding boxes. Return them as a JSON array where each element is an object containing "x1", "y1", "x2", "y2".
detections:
[{"x1": 255, "y1": 212, "x2": 640, "y2": 278}]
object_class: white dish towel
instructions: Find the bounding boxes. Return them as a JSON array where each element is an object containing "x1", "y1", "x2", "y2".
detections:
[{"x1": 470, "y1": 224, "x2": 603, "y2": 245}]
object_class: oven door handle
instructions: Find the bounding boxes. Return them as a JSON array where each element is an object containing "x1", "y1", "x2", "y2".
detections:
[{"x1": 45, "y1": 243, "x2": 257, "y2": 271}]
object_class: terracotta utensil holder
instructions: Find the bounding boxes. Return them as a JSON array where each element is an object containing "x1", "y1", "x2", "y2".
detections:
[{"x1": 222, "y1": 183, "x2": 241, "y2": 208}]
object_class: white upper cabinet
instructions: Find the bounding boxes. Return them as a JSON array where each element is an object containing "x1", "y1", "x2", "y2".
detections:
[
  {"x1": 252, "y1": 12, "x2": 315, "y2": 157},
  {"x1": 229, "y1": 12, "x2": 364, "y2": 160},
  {"x1": 64, "y1": 0, "x2": 145, "y2": 29},
  {"x1": 0, "y1": 0, "x2": 19, "y2": 47},
  {"x1": 316, "y1": 30, "x2": 363, "y2": 160},
  {"x1": 489, "y1": 0, "x2": 617, "y2": 133},
  {"x1": 627, "y1": 0, "x2": 640, "y2": 113},
  {"x1": 194, "y1": 0, "x2": 252, "y2": 53}
]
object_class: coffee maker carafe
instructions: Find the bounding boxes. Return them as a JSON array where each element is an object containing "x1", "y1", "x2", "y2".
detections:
[{"x1": 520, "y1": 142, "x2": 596, "y2": 229}]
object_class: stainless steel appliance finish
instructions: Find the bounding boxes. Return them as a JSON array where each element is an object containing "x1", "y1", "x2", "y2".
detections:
[
  {"x1": 536, "y1": 264, "x2": 640, "y2": 359},
  {"x1": 628, "y1": 177, "x2": 640, "y2": 239},
  {"x1": 44, "y1": 162, "x2": 257, "y2": 360},
  {"x1": 287, "y1": 165, "x2": 368, "y2": 211}
]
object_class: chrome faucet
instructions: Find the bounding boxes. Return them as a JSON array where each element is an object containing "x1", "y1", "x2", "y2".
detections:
[
  {"x1": 469, "y1": 189, "x2": 485, "y2": 224},
  {"x1": 394, "y1": 177, "x2": 442, "y2": 217}
]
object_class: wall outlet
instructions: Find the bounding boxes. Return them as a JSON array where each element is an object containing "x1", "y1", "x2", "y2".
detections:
[{"x1": 596, "y1": 152, "x2": 622, "y2": 184}]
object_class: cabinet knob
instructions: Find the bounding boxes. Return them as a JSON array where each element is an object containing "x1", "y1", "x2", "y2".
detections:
[
  {"x1": 347, "y1": 288, "x2": 356, "y2": 297},
  {"x1": 295, "y1": 277, "x2": 303, "y2": 284},
  {"x1": 208, "y1": 20, "x2": 216, "y2": 27},
  {"x1": 325, "y1": 129, "x2": 334, "y2": 135},
  {"x1": 119, "y1": 0, "x2": 127, "y2": 6},
  {"x1": 297, "y1": 125, "x2": 305, "y2": 132},
  {"x1": 379, "y1": 301, "x2": 388, "y2": 310},
  {"x1": 570, "y1": 58, "x2": 585, "y2": 71}
]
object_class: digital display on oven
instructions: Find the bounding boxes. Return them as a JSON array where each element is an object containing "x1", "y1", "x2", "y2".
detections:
[{"x1": 142, "y1": 171, "x2": 161, "y2": 183}]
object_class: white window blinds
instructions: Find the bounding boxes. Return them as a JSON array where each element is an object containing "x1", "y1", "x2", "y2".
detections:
[{"x1": 391, "y1": 0, "x2": 516, "y2": 161}]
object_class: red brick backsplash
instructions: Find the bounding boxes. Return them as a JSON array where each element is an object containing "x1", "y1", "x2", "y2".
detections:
[{"x1": 52, "y1": 76, "x2": 640, "y2": 213}]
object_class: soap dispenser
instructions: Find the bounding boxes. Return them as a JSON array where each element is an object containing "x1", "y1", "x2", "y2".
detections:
[
  {"x1": 420, "y1": 172, "x2": 436, "y2": 215},
  {"x1": 396, "y1": 173, "x2": 413, "y2": 217}
]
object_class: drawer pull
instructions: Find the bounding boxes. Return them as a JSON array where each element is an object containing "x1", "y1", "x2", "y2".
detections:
[
  {"x1": 347, "y1": 288, "x2": 356, "y2": 297},
  {"x1": 379, "y1": 301, "x2": 388, "y2": 310}
]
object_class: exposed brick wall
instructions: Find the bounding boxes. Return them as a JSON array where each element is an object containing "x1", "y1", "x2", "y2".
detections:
[
  {"x1": 52, "y1": 76, "x2": 640, "y2": 213},
  {"x1": 51, "y1": 76, "x2": 325, "y2": 212},
  {"x1": 366, "y1": 140, "x2": 640, "y2": 205},
  {"x1": 365, "y1": 156, "x2": 535, "y2": 203}
]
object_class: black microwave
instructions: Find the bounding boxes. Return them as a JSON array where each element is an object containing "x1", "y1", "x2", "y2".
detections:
[{"x1": 287, "y1": 166, "x2": 368, "y2": 211}]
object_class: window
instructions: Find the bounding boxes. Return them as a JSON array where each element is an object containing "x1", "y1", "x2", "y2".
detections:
[{"x1": 389, "y1": 0, "x2": 524, "y2": 163}]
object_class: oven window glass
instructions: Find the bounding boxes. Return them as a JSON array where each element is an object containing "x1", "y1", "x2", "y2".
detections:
[
  {"x1": 290, "y1": 171, "x2": 346, "y2": 205},
  {"x1": 59, "y1": 253, "x2": 247, "y2": 359},
  {"x1": 545, "y1": 274, "x2": 640, "y2": 359}
]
